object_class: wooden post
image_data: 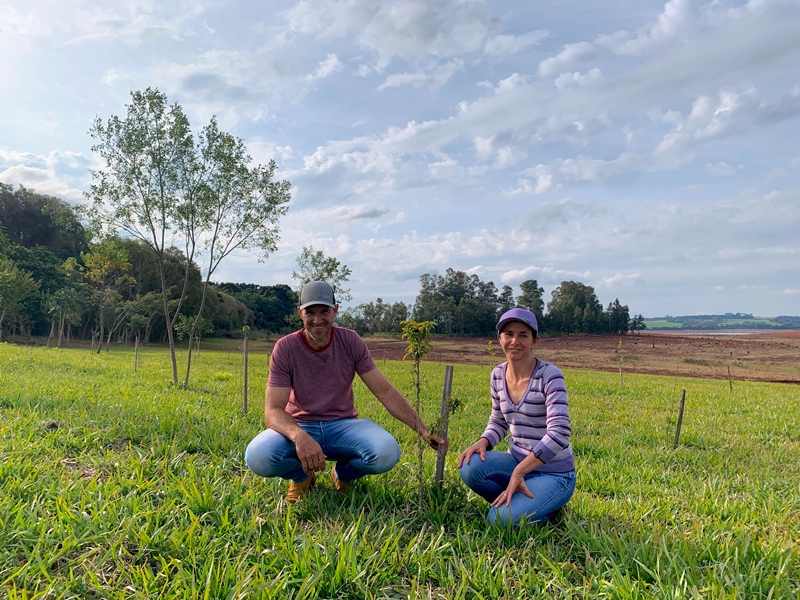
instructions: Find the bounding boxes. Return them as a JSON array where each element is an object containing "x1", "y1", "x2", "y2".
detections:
[
  {"x1": 383, "y1": 349, "x2": 386, "y2": 364},
  {"x1": 673, "y1": 389, "x2": 686, "y2": 449},
  {"x1": 618, "y1": 364, "x2": 623, "y2": 387},
  {"x1": 242, "y1": 328, "x2": 250, "y2": 413},
  {"x1": 134, "y1": 334, "x2": 139, "y2": 373},
  {"x1": 435, "y1": 365, "x2": 454, "y2": 485},
  {"x1": 727, "y1": 365, "x2": 733, "y2": 392}
]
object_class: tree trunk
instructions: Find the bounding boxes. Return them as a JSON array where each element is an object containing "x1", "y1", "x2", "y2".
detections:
[
  {"x1": 183, "y1": 278, "x2": 212, "y2": 387},
  {"x1": 57, "y1": 315, "x2": 65, "y2": 349},
  {"x1": 47, "y1": 321, "x2": 55, "y2": 347},
  {"x1": 0, "y1": 308, "x2": 5, "y2": 342},
  {"x1": 158, "y1": 257, "x2": 178, "y2": 384}
]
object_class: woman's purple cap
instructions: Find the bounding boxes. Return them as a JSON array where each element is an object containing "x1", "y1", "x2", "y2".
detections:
[{"x1": 496, "y1": 307, "x2": 538, "y2": 334}]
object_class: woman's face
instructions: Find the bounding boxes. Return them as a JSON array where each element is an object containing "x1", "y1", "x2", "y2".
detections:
[{"x1": 498, "y1": 321, "x2": 537, "y2": 360}]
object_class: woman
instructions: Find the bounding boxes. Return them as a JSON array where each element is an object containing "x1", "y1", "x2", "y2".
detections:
[{"x1": 457, "y1": 308, "x2": 576, "y2": 525}]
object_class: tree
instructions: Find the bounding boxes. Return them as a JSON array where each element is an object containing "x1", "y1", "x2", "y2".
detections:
[
  {"x1": 87, "y1": 88, "x2": 198, "y2": 382},
  {"x1": 339, "y1": 298, "x2": 409, "y2": 335},
  {"x1": 498, "y1": 285, "x2": 515, "y2": 313},
  {"x1": 412, "y1": 269, "x2": 500, "y2": 336},
  {"x1": 292, "y1": 246, "x2": 352, "y2": 303},
  {"x1": 0, "y1": 182, "x2": 89, "y2": 259},
  {"x1": 517, "y1": 279, "x2": 544, "y2": 322},
  {"x1": 179, "y1": 118, "x2": 290, "y2": 386},
  {"x1": 630, "y1": 314, "x2": 646, "y2": 333},
  {"x1": 80, "y1": 241, "x2": 133, "y2": 353},
  {"x1": 605, "y1": 299, "x2": 630, "y2": 335},
  {"x1": 545, "y1": 281, "x2": 604, "y2": 334},
  {"x1": 215, "y1": 282, "x2": 297, "y2": 333},
  {"x1": 44, "y1": 257, "x2": 83, "y2": 348},
  {"x1": 87, "y1": 88, "x2": 289, "y2": 384},
  {"x1": 0, "y1": 259, "x2": 40, "y2": 342}
]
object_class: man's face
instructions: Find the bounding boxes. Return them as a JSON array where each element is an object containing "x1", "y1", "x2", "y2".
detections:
[{"x1": 298, "y1": 304, "x2": 338, "y2": 344}]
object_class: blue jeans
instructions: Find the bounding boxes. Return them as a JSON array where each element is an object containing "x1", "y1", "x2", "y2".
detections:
[
  {"x1": 244, "y1": 418, "x2": 400, "y2": 483},
  {"x1": 458, "y1": 451, "x2": 576, "y2": 525}
]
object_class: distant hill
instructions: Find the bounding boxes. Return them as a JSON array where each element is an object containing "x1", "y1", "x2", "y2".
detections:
[{"x1": 643, "y1": 313, "x2": 800, "y2": 330}]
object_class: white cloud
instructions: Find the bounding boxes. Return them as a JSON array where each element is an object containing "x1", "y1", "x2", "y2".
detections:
[
  {"x1": 596, "y1": 273, "x2": 642, "y2": 288},
  {"x1": 484, "y1": 30, "x2": 549, "y2": 56},
  {"x1": 286, "y1": 0, "x2": 499, "y2": 61},
  {"x1": 791, "y1": 157, "x2": 800, "y2": 169},
  {"x1": 305, "y1": 53, "x2": 344, "y2": 82},
  {"x1": 553, "y1": 68, "x2": 602, "y2": 90},
  {"x1": 378, "y1": 72, "x2": 428, "y2": 90},
  {"x1": 538, "y1": 41, "x2": 595, "y2": 77},
  {"x1": 0, "y1": 164, "x2": 84, "y2": 202},
  {"x1": 101, "y1": 67, "x2": 128, "y2": 86},
  {"x1": 785, "y1": 289, "x2": 800, "y2": 295},
  {"x1": 377, "y1": 59, "x2": 464, "y2": 90},
  {"x1": 706, "y1": 162, "x2": 745, "y2": 176},
  {"x1": 613, "y1": 0, "x2": 691, "y2": 56},
  {"x1": 512, "y1": 153, "x2": 640, "y2": 195},
  {"x1": 528, "y1": 198, "x2": 613, "y2": 225},
  {"x1": 500, "y1": 266, "x2": 592, "y2": 285}
]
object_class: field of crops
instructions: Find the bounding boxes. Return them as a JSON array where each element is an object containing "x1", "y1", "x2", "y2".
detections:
[{"x1": 1, "y1": 343, "x2": 798, "y2": 598}]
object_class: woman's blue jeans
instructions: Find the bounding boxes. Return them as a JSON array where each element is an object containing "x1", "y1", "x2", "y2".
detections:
[
  {"x1": 245, "y1": 418, "x2": 400, "y2": 484},
  {"x1": 458, "y1": 450, "x2": 576, "y2": 525}
]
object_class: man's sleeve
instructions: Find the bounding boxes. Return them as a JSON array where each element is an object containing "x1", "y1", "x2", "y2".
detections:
[
  {"x1": 352, "y1": 331, "x2": 378, "y2": 376},
  {"x1": 267, "y1": 338, "x2": 293, "y2": 388}
]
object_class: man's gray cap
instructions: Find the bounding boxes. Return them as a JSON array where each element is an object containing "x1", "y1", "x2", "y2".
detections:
[{"x1": 298, "y1": 281, "x2": 337, "y2": 310}]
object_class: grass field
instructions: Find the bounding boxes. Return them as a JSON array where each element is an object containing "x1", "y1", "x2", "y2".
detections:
[
  {"x1": 1, "y1": 343, "x2": 798, "y2": 598},
  {"x1": 642, "y1": 320, "x2": 684, "y2": 329}
]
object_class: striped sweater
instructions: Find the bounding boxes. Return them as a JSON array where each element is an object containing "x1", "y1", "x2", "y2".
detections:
[{"x1": 480, "y1": 359, "x2": 575, "y2": 473}]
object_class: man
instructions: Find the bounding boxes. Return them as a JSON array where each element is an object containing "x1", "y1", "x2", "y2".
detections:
[{"x1": 245, "y1": 280, "x2": 445, "y2": 504}]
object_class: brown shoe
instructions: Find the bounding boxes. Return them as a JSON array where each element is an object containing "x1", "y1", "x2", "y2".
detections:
[
  {"x1": 331, "y1": 467, "x2": 352, "y2": 492},
  {"x1": 286, "y1": 472, "x2": 315, "y2": 504}
]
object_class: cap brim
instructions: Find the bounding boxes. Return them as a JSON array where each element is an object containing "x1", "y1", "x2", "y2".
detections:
[
  {"x1": 298, "y1": 301, "x2": 337, "y2": 310},
  {"x1": 496, "y1": 318, "x2": 537, "y2": 333}
]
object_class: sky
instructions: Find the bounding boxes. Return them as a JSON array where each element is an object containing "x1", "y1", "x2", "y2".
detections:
[{"x1": 1, "y1": 0, "x2": 799, "y2": 317}]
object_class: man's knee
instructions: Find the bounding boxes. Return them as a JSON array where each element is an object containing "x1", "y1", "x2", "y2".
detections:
[
  {"x1": 365, "y1": 435, "x2": 400, "y2": 473},
  {"x1": 244, "y1": 430, "x2": 293, "y2": 478}
]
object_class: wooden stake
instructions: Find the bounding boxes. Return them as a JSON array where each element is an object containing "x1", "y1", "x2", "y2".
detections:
[
  {"x1": 435, "y1": 365, "x2": 454, "y2": 485},
  {"x1": 673, "y1": 389, "x2": 686, "y2": 449},
  {"x1": 242, "y1": 329, "x2": 249, "y2": 413},
  {"x1": 727, "y1": 365, "x2": 733, "y2": 392},
  {"x1": 618, "y1": 363, "x2": 623, "y2": 387}
]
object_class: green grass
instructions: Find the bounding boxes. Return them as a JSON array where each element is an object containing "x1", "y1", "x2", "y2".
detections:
[
  {"x1": 641, "y1": 320, "x2": 683, "y2": 329},
  {"x1": 1, "y1": 343, "x2": 798, "y2": 598}
]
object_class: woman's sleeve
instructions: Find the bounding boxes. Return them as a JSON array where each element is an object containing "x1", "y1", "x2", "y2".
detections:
[
  {"x1": 480, "y1": 367, "x2": 509, "y2": 448},
  {"x1": 530, "y1": 365, "x2": 571, "y2": 463}
]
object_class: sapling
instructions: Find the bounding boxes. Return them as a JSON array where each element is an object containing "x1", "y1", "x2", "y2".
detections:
[
  {"x1": 487, "y1": 339, "x2": 496, "y2": 369},
  {"x1": 401, "y1": 319, "x2": 435, "y2": 503}
]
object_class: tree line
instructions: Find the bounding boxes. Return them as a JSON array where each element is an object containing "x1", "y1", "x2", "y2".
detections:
[
  {"x1": 340, "y1": 268, "x2": 644, "y2": 337},
  {"x1": 1, "y1": 182, "x2": 644, "y2": 352}
]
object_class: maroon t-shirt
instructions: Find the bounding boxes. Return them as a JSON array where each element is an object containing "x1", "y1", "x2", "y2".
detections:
[{"x1": 267, "y1": 326, "x2": 377, "y2": 422}]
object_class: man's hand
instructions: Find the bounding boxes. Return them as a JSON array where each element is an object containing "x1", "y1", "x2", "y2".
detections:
[
  {"x1": 426, "y1": 433, "x2": 447, "y2": 452},
  {"x1": 295, "y1": 432, "x2": 327, "y2": 474}
]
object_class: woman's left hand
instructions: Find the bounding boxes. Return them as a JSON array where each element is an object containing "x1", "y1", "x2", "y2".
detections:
[{"x1": 491, "y1": 471, "x2": 534, "y2": 508}]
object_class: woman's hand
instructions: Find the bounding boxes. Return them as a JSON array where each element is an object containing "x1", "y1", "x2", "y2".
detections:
[
  {"x1": 491, "y1": 471, "x2": 534, "y2": 508},
  {"x1": 457, "y1": 438, "x2": 490, "y2": 468}
]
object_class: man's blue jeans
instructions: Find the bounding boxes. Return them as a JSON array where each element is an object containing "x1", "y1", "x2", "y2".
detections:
[
  {"x1": 458, "y1": 450, "x2": 576, "y2": 525},
  {"x1": 245, "y1": 418, "x2": 400, "y2": 484}
]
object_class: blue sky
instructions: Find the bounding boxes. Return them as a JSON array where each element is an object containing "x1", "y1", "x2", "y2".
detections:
[{"x1": 1, "y1": 0, "x2": 799, "y2": 317}]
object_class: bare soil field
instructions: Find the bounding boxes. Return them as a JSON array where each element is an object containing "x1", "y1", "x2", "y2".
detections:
[
  {"x1": 363, "y1": 330, "x2": 800, "y2": 384},
  {"x1": 9, "y1": 329, "x2": 799, "y2": 384}
]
